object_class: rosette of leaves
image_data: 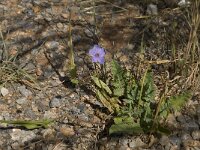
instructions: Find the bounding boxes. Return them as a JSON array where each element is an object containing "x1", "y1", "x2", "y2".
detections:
[{"x1": 91, "y1": 60, "x2": 192, "y2": 135}]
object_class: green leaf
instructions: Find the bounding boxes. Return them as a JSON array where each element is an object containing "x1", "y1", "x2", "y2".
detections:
[
  {"x1": 69, "y1": 66, "x2": 78, "y2": 85},
  {"x1": 113, "y1": 116, "x2": 133, "y2": 124},
  {"x1": 96, "y1": 90, "x2": 114, "y2": 113},
  {"x1": 169, "y1": 92, "x2": 192, "y2": 111},
  {"x1": 110, "y1": 97, "x2": 121, "y2": 113},
  {"x1": 142, "y1": 72, "x2": 155, "y2": 103},
  {"x1": 111, "y1": 60, "x2": 126, "y2": 97},
  {"x1": 91, "y1": 76, "x2": 112, "y2": 95},
  {"x1": 113, "y1": 88, "x2": 124, "y2": 97},
  {"x1": 111, "y1": 60, "x2": 124, "y2": 77},
  {"x1": 159, "y1": 101, "x2": 170, "y2": 119},
  {"x1": 0, "y1": 119, "x2": 53, "y2": 129},
  {"x1": 157, "y1": 124, "x2": 171, "y2": 135},
  {"x1": 109, "y1": 117, "x2": 143, "y2": 135}
]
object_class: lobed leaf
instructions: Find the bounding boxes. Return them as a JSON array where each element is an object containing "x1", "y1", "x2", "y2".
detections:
[
  {"x1": 96, "y1": 90, "x2": 114, "y2": 113},
  {"x1": 142, "y1": 72, "x2": 155, "y2": 103},
  {"x1": 111, "y1": 60, "x2": 126, "y2": 97},
  {"x1": 109, "y1": 117, "x2": 143, "y2": 135},
  {"x1": 91, "y1": 76, "x2": 112, "y2": 95}
]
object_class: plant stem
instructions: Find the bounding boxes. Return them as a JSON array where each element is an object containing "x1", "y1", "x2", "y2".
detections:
[
  {"x1": 137, "y1": 64, "x2": 150, "y2": 109},
  {"x1": 151, "y1": 82, "x2": 168, "y2": 132}
]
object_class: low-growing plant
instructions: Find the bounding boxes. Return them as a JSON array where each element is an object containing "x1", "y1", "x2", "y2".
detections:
[{"x1": 89, "y1": 45, "x2": 192, "y2": 135}]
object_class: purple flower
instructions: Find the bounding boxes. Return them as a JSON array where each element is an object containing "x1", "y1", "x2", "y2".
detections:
[{"x1": 89, "y1": 45, "x2": 105, "y2": 64}]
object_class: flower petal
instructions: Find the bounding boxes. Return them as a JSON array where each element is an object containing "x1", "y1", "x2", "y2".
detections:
[
  {"x1": 98, "y1": 57, "x2": 105, "y2": 64},
  {"x1": 89, "y1": 45, "x2": 105, "y2": 64}
]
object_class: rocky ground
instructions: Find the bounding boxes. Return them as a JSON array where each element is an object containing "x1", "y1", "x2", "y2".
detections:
[{"x1": 0, "y1": 0, "x2": 200, "y2": 150}]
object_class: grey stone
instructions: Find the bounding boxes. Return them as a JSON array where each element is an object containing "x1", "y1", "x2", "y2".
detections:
[
  {"x1": 70, "y1": 106, "x2": 81, "y2": 115},
  {"x1": 184, "y1": 121, "x2": 199, "y2": 131},
  {"x1": 159, "y1": 135, "x2": 170, "y2": 146},
  {"x1": 84, "y1": 29, "x2": 93, "y2": 37},
  {"x1": 77, "y1": 103, "x2": 86, "y2": 113},
  {"x1": 43, "y1": 68, "x2": 54, "y2": 78},
  {"x1": 56, "y1": 23, "x2": 63, "y2": 29},
  {"x1": 191, "y1": 130, "x2": 200, "y2": 140},
  {"x1": 36, "y1": 101, "x2": 49, "y2": 112},
  {"x1": 16, "y1": 97, "x2": 28, "y2": 105},
  {"x1": 10, "y1": 129, "x2": 36, "y2": 143},
  {"x1": 24, "y1": 109, "x2": 36, "y2": 119},
  {"x1": 25, "y1": 9, "x2": 35, "y2": 17},
  {"x1": 1, "y1": 111, "x2": 10, "y2": 120},
  {"x1": 78, "y1": 114, "x2": 89, "y2": 122},
  {"x1": 119, "y1": 138, "x2": 129, "y2": 146},
  {"x1": 176, "y1": 115, "x2": 186, "y2": 123},
  {"x1": 11, "y1": 142, "x2": 20, "y2": 150},
  {"x1": 1, "y1": 87, "x2": 9, "y2": 97},
  {"x1": 18, "y1": 85, "x2": 32, "y2": 97},
  {"x1": 72, "y1": 34, "x2": 81, "y2": 42},
  {"x1": 128, "y1": 137, "x2": 146, "y2": 148},
  {"x1": 170, "y1": 135, "x2": 181, "y2": 146},
  {"x1": 164, "y1": 143, "x2": 172, "y2": 150},
  {"x1": 196, "y1": 105, "x2": 200, "y2": 115},
  {"x1": 147, "y1": 4, "x2": 158, "y2": 15},
  {"x1": 42, "y1": 128, "x2": 55, "y2": 140},
  {"x1": 49, "y1": 97, "x2": 62, "y2": 108},
  {"x1": 178, "y1": 0, "x2": 190, "y2": 6},
  {"x1": 44, "y1": 110, "x2": 57, "y2": 119},
  {"x1": 45, "y1": 41, "x2": 59, "y2": 49},
  {"x1": 181, "y1": 133, "x2": 192, "y2": 142},
  {"x1": 23, "y1": 63, "x2": 35, "y2": 71}
]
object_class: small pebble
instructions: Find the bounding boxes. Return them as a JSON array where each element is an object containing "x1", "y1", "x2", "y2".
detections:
[
  {"x1": 191, "y1": 130, "x2": 200, "y2": 140},
  {"x1": 49, "y1": 97, "x2": 62, "y2": 108},
  {"x1": 170, "y1": 135, "x2": 181, "y2": 146},
  {"x1": 10, "y1": 129, "x2": 36, "y2": 143},
  {"x1": 18, "y1": 85, "x2": 32, "y2": 97},
  {"x1": 45, "y1": 41, "x2": 59, "y2": 49},
  {"x1": 128, "y1": 137, "x2": 146, "y2": 148},
  {"x1": 11, "y1": 142, "x2": 20, "y2": 150},
  {"x1": 184, "y1": 121, "x2": 199, "y2": 131},
  {"x1": 160, "y1": 135, "x2": 170, "y2": 146},
  {"x1": 181, "y1": 133, "x2": 192, "y2": 142},
  {"x1": 147, "y1": 4, "x2": 158, "y2": 15},
  {"x1": 56, "y1": 22, "x2": 63, "y2": 29},
  {"x1": 16, "y1": 97, "x2": 28, "y2": 105},
  {"x1": 60, "y1": 126, "x2": 75, "y2": 137},
  {"x1": 62, "y1": 13, "x2": 69, "y2": 19},
  {"x1": 44, "y1": 110, "x2": 57, "y2": 119},
  {"x1": 1, "y1": 87, "x2": 9, "y2": 97}
]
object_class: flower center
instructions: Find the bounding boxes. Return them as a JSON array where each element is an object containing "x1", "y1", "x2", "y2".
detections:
[{"x1": 95, "y1": 53, "x2": 100, "y2": 57}]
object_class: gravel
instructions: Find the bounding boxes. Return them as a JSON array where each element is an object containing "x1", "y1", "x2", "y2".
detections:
[
  {"x1": 0, "y1": 0, "x2": 199, "y2": 149},
  {"x1": 49, "y1": 97, "x2": 62, "y2": 108},
  {"x1": 16, "y1": 97, "x2": 28, "y2": 105},
  {"x1": 191, "y1": 130, "x2": 200, "y2": 140},
  {"x1": 18, "y1": 85, "x2": 32, "y2": 97}
]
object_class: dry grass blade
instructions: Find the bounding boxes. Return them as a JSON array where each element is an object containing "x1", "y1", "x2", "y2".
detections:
[
  {"x1": 0, "y1": 28, "x2": 8, "y2": 61},
  {"x1": 0, "y1": 60, "x2": 40, "y2": 90},
  {"x1": 182, "y1": 0, "x2": 200, "y2": 92},
  {"x1": 185, "y1": 0, "x2": 200, "y2": 62}
]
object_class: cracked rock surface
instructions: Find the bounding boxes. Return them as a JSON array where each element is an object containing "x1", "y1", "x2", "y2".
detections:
[{"x1": 0, "y1": 0, "x2": 200, "y2": 149}]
